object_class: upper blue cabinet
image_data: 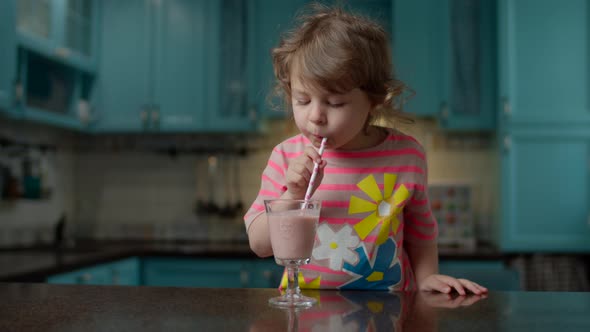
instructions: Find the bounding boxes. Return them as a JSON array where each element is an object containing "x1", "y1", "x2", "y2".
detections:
[
  {"x1": 496, "y1": 0, "x2": 590, "y2": 253},
  {"x1": 94, "y1": 0, "x2": 213, "y2": 133},
  {"x1": 206, "y1": 0, "x2": 257, "y2": 132},
  {"x1": 0, "y1": 0, "x2": 99, "y2": 130},
  {"x1": 394, "y1": 0, "x2": 496, "y2": 131},
  {"x1": 246, "y1": 0, "x2": 309, "y2": 121},
  {"x1": 0, "y1": 1, "x2": 17, "y2": 113},
  {"x1": 16, "y1": 0, "x2": 99, "y2": 73},
  {"x1": 498, "y1": 0, "x2": 590, "y2": 127},
  {"x1": 95, "y1": 0, "x2": 252, "y2": 133}
]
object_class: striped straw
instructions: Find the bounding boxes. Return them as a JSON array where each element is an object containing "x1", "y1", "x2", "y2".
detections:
[{"x1": 304, "y1": 137, "x2": 327, "y2": 201}]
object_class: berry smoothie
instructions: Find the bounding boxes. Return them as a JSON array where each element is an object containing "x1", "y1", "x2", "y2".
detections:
[{"x1": 268, "y1": 210, "x2": 318, "y2": 261}]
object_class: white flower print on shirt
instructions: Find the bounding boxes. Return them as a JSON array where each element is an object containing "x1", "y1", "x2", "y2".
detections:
[{"x1": 313, "y1": 224, "x2": 360, "y2": 271}]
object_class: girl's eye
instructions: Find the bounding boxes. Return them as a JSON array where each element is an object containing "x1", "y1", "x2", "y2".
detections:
[
  {"x1": 295, "y1": 100, "x2": 310, "y2": 105},
  {"x1": 328, "y1": 102, "x2": 345, "y2": 108}
]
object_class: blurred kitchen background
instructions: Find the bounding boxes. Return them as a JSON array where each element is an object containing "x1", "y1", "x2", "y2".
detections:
[{"x1": 0, "y1": 0, "x2": 588, "y2": 291}]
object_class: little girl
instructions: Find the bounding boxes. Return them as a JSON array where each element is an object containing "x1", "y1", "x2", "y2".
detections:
[{"x1": 244, "y1": 4, "x2": 487, "y2": 295}]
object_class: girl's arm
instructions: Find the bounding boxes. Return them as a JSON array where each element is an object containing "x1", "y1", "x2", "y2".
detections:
[
  {"x1": 246, "y1": 145, "x2": 325, "y2": 258},
  {"x1": 247, "y1": 213, "x2": 273, "y2": 257},
  {"x1": 405, "y1": 241, "x2": 488, "y2": 295}
]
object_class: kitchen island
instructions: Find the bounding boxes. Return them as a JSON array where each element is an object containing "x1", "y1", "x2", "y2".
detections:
[{"x1": 0, "y1": 283, "x2": 588, "y2": 331}]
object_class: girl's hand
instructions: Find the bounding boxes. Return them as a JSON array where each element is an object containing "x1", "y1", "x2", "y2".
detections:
[
  {"x1": 419, "y1": 274, "x2": 488, "y2": 296},
  {"x1": 283, "y1": 146, "x2": 327, "y2": 199}
]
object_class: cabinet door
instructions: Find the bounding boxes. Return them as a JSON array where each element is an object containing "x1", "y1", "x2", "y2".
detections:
[
  {"x1": 393, "y1": 0, "x2": 441, "y2": 117},
  {"x1": 439, "y1": 0, "x2": 496, "y2": 130},
  {"x1": 206, "y1": 0, "x2": 256, "y2": 132},
  {"x1": 17, "y1": 0, "x2": 98, "y2": 72},
  {"x1": 143, "y1": 258, "x2": 249, "y2": 288},
  {"x1": 108, "y1": 257, "x2": 140, "y2": 286},
  {"x1": 47, "y1": 265, "x2": 111, "y2": 285},
  {"x1": 94, "y1": 0, "x2": 151, "y2": 132},
  {"x1": 247, "y1": 0, "x2": 308, "y2": 120},
  {"x1": 439, "y1": 260, "x2": 520, "y2": 291},
  {"x1": 248, "y1": 259, "x2": 284, "y2": 288},
  {"x1": 152, "y1": 0, "x2": 208, "y2": 132},
  {"x1": 498, "y1": 0, "x2": 590, "y2": 125},
  {"x1": 0, "y1": 0, "x2": 17, "y2": 111},
  {"x1": 499, "y1": 129, "x2": 590, "y2": 252}
]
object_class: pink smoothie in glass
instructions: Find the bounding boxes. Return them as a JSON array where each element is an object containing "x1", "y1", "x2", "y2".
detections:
[{"x1": 269, "y1": 210, "x2": 317, "y2": 260}]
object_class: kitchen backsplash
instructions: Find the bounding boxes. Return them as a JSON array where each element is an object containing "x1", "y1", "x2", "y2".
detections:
[{"x1": 0, "y1": 117, "x2": 497, "y2": 244}]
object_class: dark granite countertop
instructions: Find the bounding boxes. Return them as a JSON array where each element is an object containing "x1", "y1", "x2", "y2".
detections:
[
  {"x1": 1, "y1": 283, "x2": 589, "y2": 331},
  {"x1": 0, "y1": 240, "x2": 502, "y2": 282}
]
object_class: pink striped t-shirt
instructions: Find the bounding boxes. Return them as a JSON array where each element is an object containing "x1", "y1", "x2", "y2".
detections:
[{"x1": 244, "y1": 128, "x2": 438, "y2": 291}]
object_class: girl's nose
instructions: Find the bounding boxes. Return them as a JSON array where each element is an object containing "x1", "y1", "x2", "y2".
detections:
[{"x1": 308, "y1": 101, "x2": 326, "y2": 124}]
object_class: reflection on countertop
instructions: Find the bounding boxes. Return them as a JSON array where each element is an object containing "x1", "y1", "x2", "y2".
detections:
[{"x1": 2, "y1": 285, "x2": 590, "y2": 331}]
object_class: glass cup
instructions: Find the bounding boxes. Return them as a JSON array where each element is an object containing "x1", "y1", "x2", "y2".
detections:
[{"x1": 265, "y1": 199, "x2": 321, "y2": 308}]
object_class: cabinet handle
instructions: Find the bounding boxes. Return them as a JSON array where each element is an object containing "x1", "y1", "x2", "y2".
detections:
[
  {"x1": 440, "y1": 102, "x2": 449, "y2": 119},
  {"x1": 248, "y1": 106, "x2": 257, "y2": 122},
  {"x1": 112, "y1": 269, "x2": 120, "y2": 285},
  {"x1": 77, "y1": 273, "x2": 92, "y2": 284},
  {"x1": 263, "y1": 270, "x2": 272, "y2": 279},
  {"x1": 140, "y1": 107, "x2": 149, "y2": 127},
  {"x1": 503, "y1": 135, "x2": 511, "y2": 153},
  {"x1": 151, "y1": 107, "x2": 160, "y2": 126},
  {"x1": 14, "y1": 82, "x2": 23, "y2": 103},
  {"x1": 54, "y1": 47, "x2": 71, "y2": 58},
  {"x1": 503, "y1": 98, "x2": 511, "y2": 117},
  {"x1": 240, "y1": 270, "x2": 249, "y2": 287}
]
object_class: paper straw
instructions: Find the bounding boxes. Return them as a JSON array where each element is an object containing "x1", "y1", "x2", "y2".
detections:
[{"x1": 304, "y1": 137, "x2": 327, "y2": 201}]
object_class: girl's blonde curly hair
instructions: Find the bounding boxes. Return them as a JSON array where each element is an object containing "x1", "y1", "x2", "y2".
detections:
[{"x1": 270, "y1": 3, "x2": 414, "y2": 128}]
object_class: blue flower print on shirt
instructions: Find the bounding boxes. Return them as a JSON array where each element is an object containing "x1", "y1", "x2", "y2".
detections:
[{"x1": 340, "y1": 238, "x2": 401, "y2": 290}]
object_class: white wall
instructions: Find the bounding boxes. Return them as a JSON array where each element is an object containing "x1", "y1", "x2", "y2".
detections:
[{"x1": 0, "y1": 117, "x2": 498, "y2": 243}]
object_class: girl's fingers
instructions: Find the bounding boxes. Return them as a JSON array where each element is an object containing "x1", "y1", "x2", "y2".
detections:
[
  {"x1": 459, "y1": 279, "x2": 488, "y2": 295},
  {"x1": 421, "y1": 276, "x2": 452, "y2": 293},
  {"x1": 440, "y1": 276, "x2": 466, "y2": 295}
]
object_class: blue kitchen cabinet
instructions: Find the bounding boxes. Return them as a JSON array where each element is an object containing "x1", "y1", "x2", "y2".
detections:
[
  {"x1": 246, "y1": 0, "x2": 308, "y2": 121},
  {"x1": 496, "y1": 0, "x2": 590, "y2": 252},
  {"x1": 15, "y1": 49, "x2": 94, "y2": 130},
  {"x1": 393, "y1": 0, "x2": 441, "y2": 117},
  {"x1": 108, "y1": 257, "x2": 141, "y2": 286},
  {"x1": 248, "y1": 258, "x2": 284, "y2": 288},
  {"x1": 95, "y1": 0, "x2": 212, "y2": 133},
  {"x1": 498, "y1": 128, "x2": 590, "y2": 252},
  {"x1": 0, "y1": 0, "x2": 98, "y2": 130},
  {"x1": 439, "y1": 260, "x2": 520, "y2": 291},
  {"x1": 93, "y1": 0, "x2": 151, "y2": 132},
  {"x1": 204, "y1": 0, "x2": 257, "y2": 132},
  {"x1": 47, "y1": 258, "x2": 140, "y2": 286},
  {"x1": 152, "y1": 0, "x2": 211, "y2": 132},
  {"x1": 142, "y1": 257, "x2": 251, "y2": 288},
  {"x1": 394, "y1": 0, "x2": 495, "y2": 130},
  {"x1": 498, "y1": 0, "x2": 590, "y2": 127},
  {"x1": 0, "y1": 0, "x2": 17, "y2": 113},
  {"x1": 438, "y1": 0, "x2": 496, "y2": 131},
  {"x1": 16, "y1": 0, "x2": 99, "y2": 72}
]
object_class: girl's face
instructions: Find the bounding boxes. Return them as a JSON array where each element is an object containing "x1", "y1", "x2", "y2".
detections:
[{"x1": 290, "y1": 73, "x2": 376, "y2": 150}]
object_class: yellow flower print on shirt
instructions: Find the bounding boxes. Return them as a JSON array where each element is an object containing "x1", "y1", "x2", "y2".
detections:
[{"x1": 348, "y1": 174, "x2": 409, "y2": 245}]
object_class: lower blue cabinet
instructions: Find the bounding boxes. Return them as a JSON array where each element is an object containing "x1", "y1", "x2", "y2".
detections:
[
  {"x1": 47, "y1": 257, "x2": 140, "y2": 286},
  {"x1": 439, "y1": 260, "x2": 520, "y2": 291},
  {"x1": 247, "y1": 258, "x2": 284, "y2": 289},
  {"x1": 142, "y1": 257, "x2": 284, "y2": 288},
  {"x1": 142, "y1": 257, "x2": 250, "y2": 288}
]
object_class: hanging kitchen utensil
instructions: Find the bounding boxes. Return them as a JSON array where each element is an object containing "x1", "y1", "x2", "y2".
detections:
[
  {"x1": 194, "y1": 156, "x2": 208, "y2": 215},
  {"x1": 233, "y1": 149, "x2": 245, "y2": 216},
  {"x1": 206, "y1": 155, "x2": 219, "y2": 214},
  {"x1": 220, "y1": 153, "x2": 235, "y2": 218}
]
